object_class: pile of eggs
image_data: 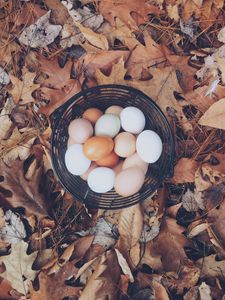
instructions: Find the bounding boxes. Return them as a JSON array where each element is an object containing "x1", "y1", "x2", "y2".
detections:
[{"x1": 65, "y1": 105, "x2": 163, "y2": 197}]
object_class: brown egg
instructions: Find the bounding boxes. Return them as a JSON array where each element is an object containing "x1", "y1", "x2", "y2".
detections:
[
  {"x1": 122, "y1": 152, "x2": 148, "y2": 175},
  {"x1": 83, "y1": 108, "x2": 103, "y2": 124},
  {"x1": 83, "y1": 136, "x2": 114, "y2": 161},
  {"x1": 68, "y1": 118, "x2": 93, "y2": 143},
  {"x1": 96, "y1": 151, "x2": 119, "y2": 168},
  {"x1": 114, "y1": 167, "x2": 145, "y2": 197},
  {"x1": 114, "y1": 132, "x2": 136, "y2": 158},
  {"x1": 80, "y1": 162, "x2": 98, "y2": 181},
  {"x1": 105, "y1": 105, "x2": 123, "y2": 116}
]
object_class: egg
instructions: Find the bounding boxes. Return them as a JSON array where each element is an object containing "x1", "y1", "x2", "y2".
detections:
[
  {"x1": 83, "y1": 108, "x2": 103, "y2": 124},
  {"x1": 65, "y1": 144, "x2": 91, "y2": 175},
  {"x1": 105, "y1": 105, "x2": 123, "y2": 115},
  {"x1": 113, "y1": 160, "x2": 124, "y2": 175},
  {"x1": 96, "y1": 151, "x2": 119, "y2": 168},
  {"x1": 120, "y1": 106, "x2": 146, "y2": 134},
  {"x1": 83, "y1": 136, "x2": 114, "y2": 161},
  {"x1": 136, "y1": 130, "x2": 162, "y2": 163},
  {"x1": 114, "y1": 132, "x2": 136, "y2": 158},
  {"x1": 88, "y1": 167, "x2": 115, "y2": 193},
  {"x1": 67, "y1": 136, "x2": 77, "y2": 147},
  {"x1": 95, "y1": 114, "x2": 120, "y2": 138},
  {"x1": 80, "y1": 162, "x2": 98, "y2": 181},
  {"x1": 122, "y1": 152, "x2": 148, "y2": 175},
  {"x1": 68, "y1": 118, "x2": 93, "y2": 143},
  {"x1": 114, "y1": 167, "x2": 145, "y2": 196}
]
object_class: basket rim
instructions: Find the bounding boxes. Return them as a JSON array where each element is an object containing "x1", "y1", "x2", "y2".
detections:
[{"x1": 50, "y1": 84, "x2": 175, "y2": 208}]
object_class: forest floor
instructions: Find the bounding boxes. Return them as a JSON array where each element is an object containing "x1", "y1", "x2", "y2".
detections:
[{"x1": 0, "y1": 0, "x2": 225, "y2": 299}]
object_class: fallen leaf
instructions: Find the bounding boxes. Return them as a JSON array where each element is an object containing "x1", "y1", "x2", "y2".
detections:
[
  {"x1": 184, "y1": 84, "x2": 225, "y2": 113},
  {"x1": 0, "y1": 98, "x2": 14, "y2": 141},
  {"x1": 199, "y1": 282, "x2": 212, "y2": 300},
  {"x1": 126, "y1": 31, "x2": 166, "y2": 79},
  {"x1": 0, "y1": 278, "x2": 19, "y2": 300},
  {"x1": 79, "y1": 250, "x2": 121, "y2": 300},
  {"x1": 0, "y1": 67, "x2": 10, "y2": 85},
  {"x1": 99, "y1": 0, "x2": 161, "y2": 30},
  {"x1": 0, "y1": 241, "x2": 37, "y2": 295},
  {"x1": 118, "y1": 204, "x2": 143, "y2": 250},
  {"x1": 9, "y1": 68, "x2": 40, "y2": 104},
  {"x1": 196, "y1": 254, "x2": 225, "y2": 279},
  {"x1": 141, "y1": 218, "x2": 190, "y2": 272},
  {"x1": 172, "y1": 158, "x2": 199, "y2": 183},
  {"x1": 19, "y1": 11, "x2": 62, "y2": 48},
  {"x1": 0, "y1": 159, "x2": 49, "y2": 218},
  {"x1": 0, "y1": 210, "x2": 26, "y2": 245},
  {"x1": 115, "y1": 249, "x2": 134, "y2": 282},
  {"x1": 152, "y1": 280, "x2": 170, "y2": 300},
  {"x1": 198, "y1": 98, "x2": 225, "y2": 130},
  {"x1": 14, "y1": 3, "x2": 46, "y2": 27},
  {"x1": 74, "y1": 21, "x2": 108, "y2": 50},
  {"x1": 182, "y1": 189, "x2": 205, "y2": 212},
  {"x1": 44, "y1": 0, "x2": 70, "y2": 25},
  {"x1": 30, "y1": 261, "x2": 81, "y2": 300}
]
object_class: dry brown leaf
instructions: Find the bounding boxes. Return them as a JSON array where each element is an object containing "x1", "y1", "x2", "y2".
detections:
[
  {"x1": 172, "y1": 158, "x2": 199, "y2": 183},
  {"x1": 99, "y1": 0, "x2": 161, "y2": 30},
  {"x1": 79, "y1": 250, "x2": 121, "y2": 300},
  {"x1": 141, "y1": 218, "x2": 190, "y2": 272},
  {"x1": 198, "y1": 98, "x2": 225, "y2": 130},
  {"x1": 126, "y1": 31, "x2": 166, "y2": 79},
  {"x1": 118, "y1": 204, "x2": 143, "y2": 250},
  {"x1": 75, "y1": 21, "x2": 108, "y2": 50},
  {"x1": 44, "y1": 0, "x2": 70, "y2": 25},
  {"x1": 14, "y1": 3, "x2": 46, "y2": 27},
  {"x1": 0, "y1": 159, "x2": 49, "y2": 218},
  {"x1": 30, "y1": 261, "x2": 81, "y2": 300},
  {"x1": 184, "y1": 85, "x2": 225, "y2": 113},
  {"x1": 9, "y1": 68, "x2": 40, "y2": 104},
  {"x1": 152, "y1": 280, "x2": 170, "y2": 300},
  {"x1": 0, "y1": 241, "x2": 37, "y2": 295},
  {"x1": 196, "y1": 254, "x2": 225, "y2": 279},
  {"x1": 115, "y1": 249, "x2": 134, "y2": 282},
  {"x1": 0, "y1": 278, "x2": 19, "y2": 300}
]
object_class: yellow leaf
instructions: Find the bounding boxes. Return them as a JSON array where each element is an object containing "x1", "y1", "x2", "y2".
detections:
[
  {"x1": 198, "y1": 98, "x2": 225, "y2": 130},
  {"x1": 75, "y1": 21, "x2": 108, "y2": 50}
]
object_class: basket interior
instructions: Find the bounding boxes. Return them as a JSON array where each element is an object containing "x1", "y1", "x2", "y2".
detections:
[{"x1": 51, "y1": 85, "x2": 174, "y2": 209}]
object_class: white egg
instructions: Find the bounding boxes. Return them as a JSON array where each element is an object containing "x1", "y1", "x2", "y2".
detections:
[
  {"x1": 95, "y1": 114, "x2": 120, "y2": 138},
  {"x1": 65, "y1": 144, "x2": 91, "y2": 175},
  {"x1": 87, "y1": 167, "x2": 115, "y2": 193},
  {"x1": 120, "y1": 106, "x2": 146, "y2": 134},
  {"x1": 136, "y1": 130, "x2": 162, "y2": 163}
]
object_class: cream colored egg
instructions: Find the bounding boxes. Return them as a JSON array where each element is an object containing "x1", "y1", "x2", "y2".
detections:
[
  {"x1": 80, "y1": 162, "x2": 98, "y2": 181},
  {"x1": 122, "y1": 152, "x2": 148, "y2": 175},
  {"x1": 105, "y1": 105, "x2": 123, "y2": 116},
  {"x1": 68, "y1": 118, "x2": 93, "y2": 144},
  {"x1": 114, "y1": 132, "x2": 136, "y2": 158},
  {"x1": 114, "y1": 167, "x2": 145, "y2": 197},
  {"x1": 65, "y1": 144, "x2": 91, "y2": 175}
]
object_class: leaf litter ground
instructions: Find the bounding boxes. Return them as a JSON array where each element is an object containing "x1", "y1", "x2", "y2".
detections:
[{"x1": 0, "y1": 0, "x2": 225, "y2": 299}]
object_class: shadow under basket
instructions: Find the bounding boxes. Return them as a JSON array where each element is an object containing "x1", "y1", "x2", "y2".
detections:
[{"x1": 50, "y1": 84, "x2": 175, "y2": 209}]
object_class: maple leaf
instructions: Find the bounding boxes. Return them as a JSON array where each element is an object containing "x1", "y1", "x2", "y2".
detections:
[
  {"x1": 99, "y1": 0, "x2": 161, "y2": 30},
  {"x1": 0, "y1": 159, "x2": 49, "y2": 218},
  {"x1": 0, "y1": 241, "x2": 38, "y2": 295},
  {"x1": 198, "y1": 98, "x2": 225, "y2": 130},
  {"x1": 9, "y1": 68, "x2": 40, "y2": 104}
]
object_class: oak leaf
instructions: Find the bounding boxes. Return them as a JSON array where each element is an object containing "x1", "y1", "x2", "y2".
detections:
[
  {"x1": 198, "y1": 98, "x2": 225, "y2": 130},
  {"x1": 99, "y1": 0, "x2": 161, "y2": 30},
  {"x1": 172, "y1": 158, "x2": 199, "y2": 184},
  {"x1": 0, "y1": 159, "x2": 48, "y2": 218},
  {"x1": 30, "y1": 261, "x2": 81, "y2": 300},
  {"x1": 9, "y1": 68, "x2": 40, "y2": 104},
  {"x1": 0, "y1": 241, "x2": 37, "y2": 295},
  {"x1": 74, "y1": 21, "x2": 108, "y2": 50}
]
